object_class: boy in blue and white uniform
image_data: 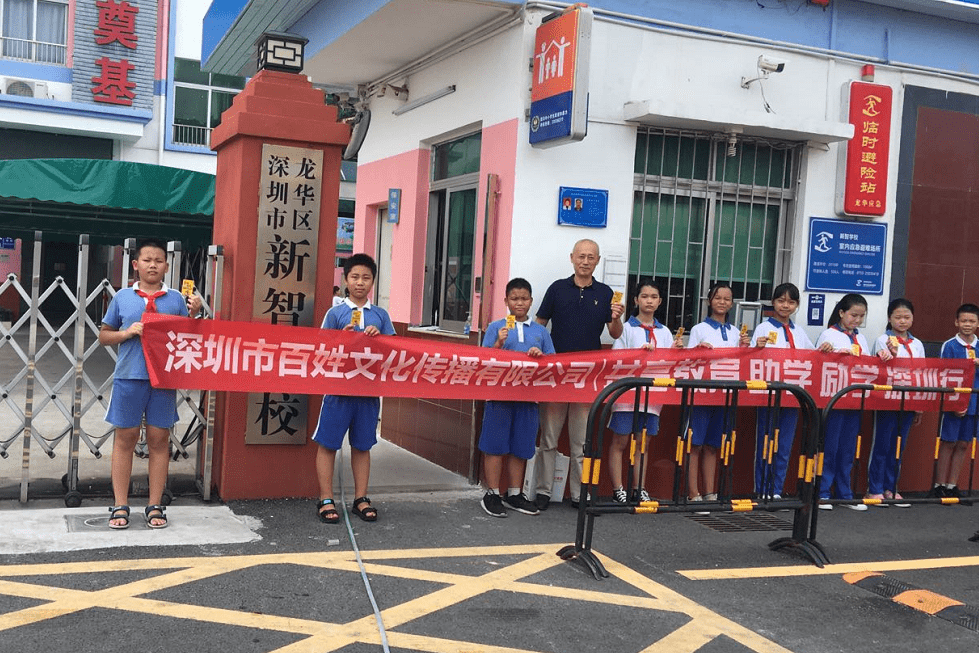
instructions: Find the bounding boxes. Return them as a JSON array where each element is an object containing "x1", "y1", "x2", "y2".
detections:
[
  {"x1": 479, "y1": 278, "x2": 555, "y2": 517},
  {"x1": 935, "y1": 303, "x2": 979, "y2": 499},
  {"x1": 312, "y1": 253, "x2": 396, "y2": 525},
  {"x1": 100, "y1": 238, "x2": 200, "y2": 530}
]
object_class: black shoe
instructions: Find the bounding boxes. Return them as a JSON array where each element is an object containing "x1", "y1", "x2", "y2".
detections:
[
  {"x1": 503, "y1": 493, "x2": 540, "y2": 515},
  {"x1": 630, "y1": 488, "x2": 651, "y2": 503},
  {"x1": 480, "y1": 492, "x2": 507, "y2": 518},
  {"x1": 533, "y1": 493, "x2": 551, "y2": 512},
  {"x1": 928, "y1": 486, "x2": 947, "y2": 499},
  {"x1": 947, "y1": 486, "x2": 962, "y2": 500},
  {"x1": 969, "y1": 531, "x2": 979, "y2": 542}
]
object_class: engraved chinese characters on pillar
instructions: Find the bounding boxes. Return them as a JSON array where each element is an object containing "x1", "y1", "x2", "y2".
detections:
[{"x1": 246, "y1": 144, "x2": 324, "y2": 444}]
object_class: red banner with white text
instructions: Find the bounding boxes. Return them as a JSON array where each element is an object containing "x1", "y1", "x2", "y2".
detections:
[{"x1": 142, "y1": 315, "x2": 974, "y2": 411}]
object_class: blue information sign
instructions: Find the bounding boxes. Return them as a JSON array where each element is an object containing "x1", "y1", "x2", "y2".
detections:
[
  {"x1": 387, "y1": 188, "x2": 401, "y2": 224},
  {"x1": 808, "y1": 293, "x2": 825, "y2": 327},
  {"x1": 557, "y1": 186, "x2": 607, "y2": 228},
  {"x1": 530, "y1": 92, "x2": 574, "y2": 145},
  {"x1": 806, "y1": 217, "x2": 886, "y2": 295}
]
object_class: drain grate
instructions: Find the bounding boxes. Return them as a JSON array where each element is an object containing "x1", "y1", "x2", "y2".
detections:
[{"x1": 686, "y1": 512, "x2": 793, "y2": 532}]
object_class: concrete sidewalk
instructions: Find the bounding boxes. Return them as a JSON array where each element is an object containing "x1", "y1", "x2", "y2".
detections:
[{"x1": 0, "y1": 433, "x2": 478, "y2": 554}]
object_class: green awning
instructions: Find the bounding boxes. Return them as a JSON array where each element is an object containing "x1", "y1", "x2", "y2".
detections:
[{"x1": 0, "y1": 158, "x2": 214, "y2": 215}]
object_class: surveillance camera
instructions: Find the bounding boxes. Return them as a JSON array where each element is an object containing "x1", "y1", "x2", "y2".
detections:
[{"x1": 758, "y1": 55, "x2": 785, "y2": 74}]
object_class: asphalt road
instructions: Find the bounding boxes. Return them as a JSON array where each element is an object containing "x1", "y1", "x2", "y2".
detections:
[{"x1": 0, "y1": 490, "x2": 977, "y2": 653}]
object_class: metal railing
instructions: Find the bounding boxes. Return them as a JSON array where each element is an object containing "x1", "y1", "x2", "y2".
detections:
[
  {"x1": 559, "y1": 377, "x2": 825, "y2": 580},
  {"x1": 172, "y1": 123, "x2": 212, "y2": 147},
  {"x1": 0, "y1": 232, "x2": 221, "y2": 505},
  {"x1": 0, "y1": 37, "x2": 66, "y2": 65}
]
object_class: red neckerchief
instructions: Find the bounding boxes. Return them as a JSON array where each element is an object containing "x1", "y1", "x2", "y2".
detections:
[
  {"x1": 832, "y1": 324, "x2": 861, "y2": 354},
  {"x1": 639, "y1": 323, "x2": 658, "y2": 347},
  {"x1": 782, "y1": 323, "x2": 796, "y2": 349},
  {"x1": 890, "y1": 331, "x2": 915, "y2": 357},
  {"x1": 135, "y1": 288, "x2": 166, "y2": 313}
]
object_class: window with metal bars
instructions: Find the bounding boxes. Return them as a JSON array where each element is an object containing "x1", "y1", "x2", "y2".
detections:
[{"x1": 631, "y1": 127, "x2": 802, "y2": 332}]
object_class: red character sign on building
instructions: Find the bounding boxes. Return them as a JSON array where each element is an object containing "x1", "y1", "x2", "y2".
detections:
[
  {"x1": 91, "y1": 56, "x2": 136, "y2": 105},
  {"x1": 94, "y1": 0, "x2": 139, "y2": 48},
  {"x1": 91, "y1": 0, "x2": 139, "y2": 106},
  {"x1": 843, "y1": 81, "x2": 892, "y2": 216}
]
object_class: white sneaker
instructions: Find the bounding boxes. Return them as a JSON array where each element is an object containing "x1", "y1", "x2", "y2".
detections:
[
  {"x1": 844, "y1": 503, "x2": 868, "y2": 511},
  {"x1": 818, "y1": 502, "x2": 833, "y2": 511},
  {"x1": 689, "y1": 495, "x2": 709, "y2": 515}
]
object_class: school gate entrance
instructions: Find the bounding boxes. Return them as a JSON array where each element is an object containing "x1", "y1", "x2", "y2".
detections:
[
  {"x1": 0, "y1": 159, "x2": 217, "y2": 504},
  {"x1": 0, "y1": 233, "x2": 221, "y2": 505}
]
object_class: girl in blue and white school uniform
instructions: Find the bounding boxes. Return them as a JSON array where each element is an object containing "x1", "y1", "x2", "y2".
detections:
[
  {"x1": 608, "y1": 279, "x2": 683, "y2": 503},
  {"x1": 815, "y1": 293, "x2": 892, "y2": 511},
  {"x1": 751, "y1": 283, "x2": 815, "y2": 500},
  {"x1": 867, "y1": 298, "x2": 924, "y2": 507},
  {"x1": 686, "y1": 282, "x2": 751, "y2": 505}
]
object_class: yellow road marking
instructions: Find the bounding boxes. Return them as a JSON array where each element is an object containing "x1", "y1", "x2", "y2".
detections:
[
  {"x1": 678, "y1": 555, "x2": 979, "y2": 580},
  {"x1": 0, "y1": 544, "x2": 793, "y2": 653}
]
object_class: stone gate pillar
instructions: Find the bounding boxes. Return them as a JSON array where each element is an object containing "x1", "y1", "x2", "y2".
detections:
[{"x1": 209, "y1": 37, "x2": 350, "y2": 499}]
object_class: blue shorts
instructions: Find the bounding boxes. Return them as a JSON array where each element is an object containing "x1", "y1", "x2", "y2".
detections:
[
  {"x1": 105, "y1": 379, "x2": 178, "y2": 429},
  {"x1": 311, "y1": 395, "x2": 379, "y2": 451},
  {"x1": 478, "y1": 401, "x2": 538, "y2": 460},
  {"x1": 608, "y1": 411, "x2": 659, "y2": 437},
  {"x1": 941, "y1": 413, "x2": 979, "y2": 443},
  {"x1": 688, "y1": 406, "x2": 727, "y2": 448}
]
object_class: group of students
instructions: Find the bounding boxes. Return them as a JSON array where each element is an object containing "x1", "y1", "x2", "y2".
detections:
[
  {"x1": 478, "y1": 277, "x2": 979, "y2": 517},
  {"x1": 101, "y1": 239, "x2": 977, "y2": 528}
]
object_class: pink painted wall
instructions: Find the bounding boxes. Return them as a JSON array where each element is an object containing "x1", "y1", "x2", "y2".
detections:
[
  {"x1": 66, "y1": 0, "x2": 75, "y2": 66},
  {"x1": 477, "y1": 118, "x2": 518, "y2": 326},
  {"x1": 352, "y1": 118, "x2": 518, "y2": 328},
  {"x1": 354, "y1": 148, "x2": 430, "y2": 325}
]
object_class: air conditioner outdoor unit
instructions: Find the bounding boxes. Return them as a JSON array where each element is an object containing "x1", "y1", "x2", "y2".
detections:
[{"x1": 1, "y1": 78, "x2": 49, "y2": 99}]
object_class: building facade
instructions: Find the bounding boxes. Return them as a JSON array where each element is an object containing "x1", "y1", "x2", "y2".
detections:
[{"x1": 203, "y1": 0, "x2": 979, "y2": 485}]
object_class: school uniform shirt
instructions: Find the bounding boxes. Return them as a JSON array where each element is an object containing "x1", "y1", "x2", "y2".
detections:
[
  {"x1": 688, "y1": 318, "x2": 739, "y2": 349},
  {"x1": 752, "y1": 317, "x2": 815, "y2": 350},
  {"x1": 102, "y1": 283, "x2": 189, "y2": 380},
  {"x1": 322, "y1": 298, "x2": 396, "y2": 335},
  {"x1": 611, "y1": 316, "x2": 673, "y2": 415},
  {"x1": 481, "y1": 317, "x2": 556, "y2": 355},
  {"x1": 815, "y1": 325, "x2": 871, "y2": 355},
  {"x1": 872, "y1": 331, "x2": 926, "y2": 359},
  {"x1": 941, "y1": 334, "x2": 979, "y2": 414}
]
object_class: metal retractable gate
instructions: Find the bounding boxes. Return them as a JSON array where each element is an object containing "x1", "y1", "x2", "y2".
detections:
[
  {"x1": 559, "y1": 377, "x2": 826, "y2": 580},
  {"x1": 810, "y1": 383, "x2": 978, "y2": 540},
  {"x1": 0, "y1": 232, "x2": 222, "y2": 505}
]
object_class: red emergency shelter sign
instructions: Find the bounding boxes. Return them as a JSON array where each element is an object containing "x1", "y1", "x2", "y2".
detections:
[
  {"x1": 529, "y1": 5, "x2": 591, "y2": 147},
  {"x1": 843, "y1": 81, "x2": 892, "y2": 216},
  {"x1": 531, "y1": 10, "x2": 579, "y2": 102}
]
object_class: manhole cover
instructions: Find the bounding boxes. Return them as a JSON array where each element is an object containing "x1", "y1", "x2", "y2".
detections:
[
  {"x1": 686, "y1": 512, "x2": 792, "y2": 532},
  {"x1": 65, "y1": 514, "x2": 111, "y2": 532}
]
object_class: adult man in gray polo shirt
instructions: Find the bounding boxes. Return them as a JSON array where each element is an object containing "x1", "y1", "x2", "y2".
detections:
[{"x1": 534, "y1": 239, "x2": 624, "y2": 509}]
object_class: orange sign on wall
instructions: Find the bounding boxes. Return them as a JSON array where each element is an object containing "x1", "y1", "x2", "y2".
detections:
[
  {"x1": 529, "y1": 5, "x2": 592, "y2": 147},
  {"x1": 531, "y1": 10, "x2": 579, "y2": 102},
  {"x1": 842, "y1": 81, "x2": 892, "y2": 217}
]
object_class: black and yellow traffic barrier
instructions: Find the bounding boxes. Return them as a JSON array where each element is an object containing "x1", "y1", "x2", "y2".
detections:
[
  {"x1": 811, "y1": 383, "x2": 978, "y2": 540},
  {"x1": 558, "y1": 377, "x2": 826, "y2": 580}
]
